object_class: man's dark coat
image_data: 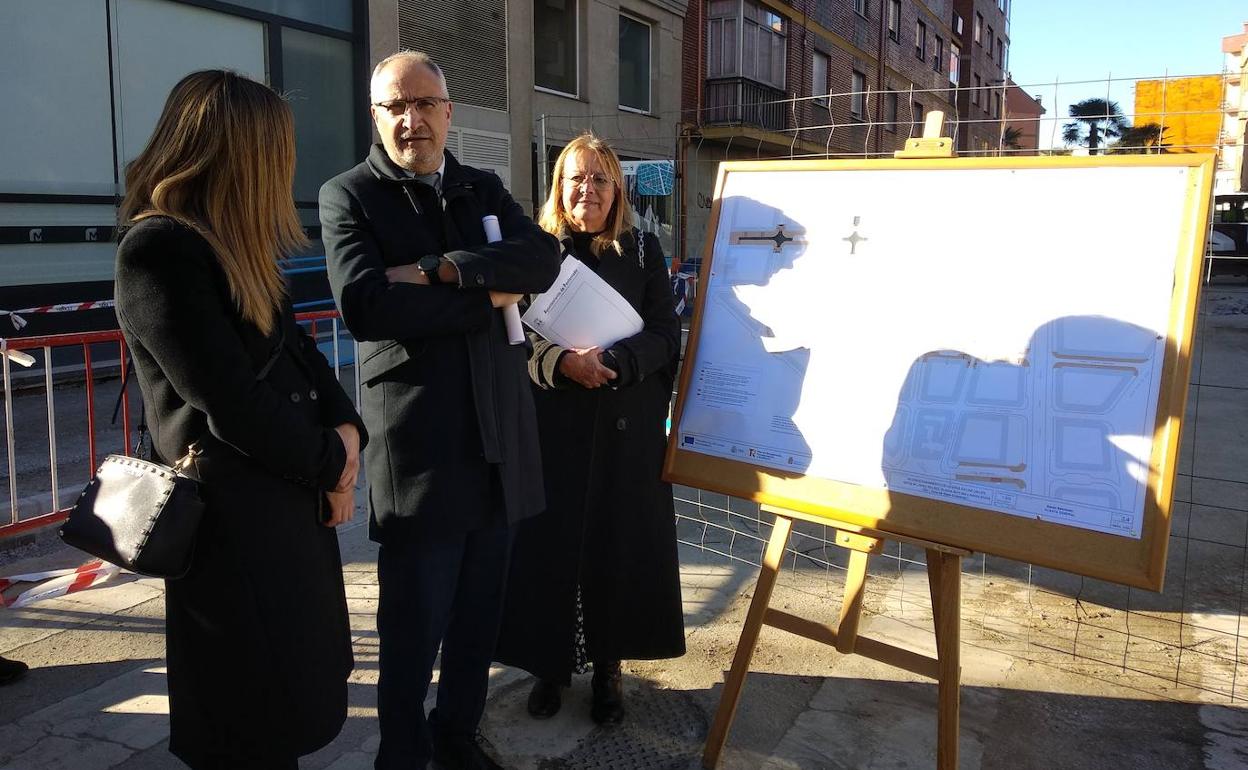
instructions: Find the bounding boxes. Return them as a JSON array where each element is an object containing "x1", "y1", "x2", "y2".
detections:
[{"x1": 319, "y1": 145, "x2": 560, "y2": 537}]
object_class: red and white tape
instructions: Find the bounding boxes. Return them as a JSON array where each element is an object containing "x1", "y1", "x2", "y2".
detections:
[
  {"x1": 0, "y1": 560, "x2": 121, "y2": 609},
  {"x1": 1, "y1": 299, "x2": 116, "y2": 331}
]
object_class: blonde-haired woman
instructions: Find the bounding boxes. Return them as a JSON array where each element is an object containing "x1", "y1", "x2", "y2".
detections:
[
  {"x1": 114, "y1": 70, "x2": 365, "y2": 768},
  {"x1": 496, "y1": 133, "x2": 685, "y2": 724}
]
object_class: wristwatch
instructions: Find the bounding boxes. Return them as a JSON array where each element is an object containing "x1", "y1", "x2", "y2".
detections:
[{"x1": 416, "y1": 254, "x2": 443, "y2": 284}]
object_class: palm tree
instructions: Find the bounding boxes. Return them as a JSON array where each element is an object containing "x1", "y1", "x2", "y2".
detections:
[
  {"x1": 1112, "y1": 123, "x2": 1168, "y2": 154},
  {"x1": 1000, "y1": 126, "x2": 1023, "y2": 152},
  {"x1": 1061, "y1": 98, "x2": 1127, "y2": 155}
]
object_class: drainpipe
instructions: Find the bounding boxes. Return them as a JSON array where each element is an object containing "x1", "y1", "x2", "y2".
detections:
[{"x1": 874, "y1": 0, "x2": 887, "y2": 157}]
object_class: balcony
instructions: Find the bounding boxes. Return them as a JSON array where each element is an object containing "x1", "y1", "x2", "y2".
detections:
[{"x1": 704, "y1": 77, "x2": 788, "y2": 132}]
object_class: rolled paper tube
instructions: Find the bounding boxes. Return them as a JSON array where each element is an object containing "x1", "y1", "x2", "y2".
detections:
[{"x1": 482, "y1": 214, "x2": 525, "y2": 345}]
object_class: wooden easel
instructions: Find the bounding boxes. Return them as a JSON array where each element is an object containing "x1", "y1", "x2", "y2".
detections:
[
  {"x1": 701, "y1": 505, "x2": 970, "y2": 769},
  {"x1": 702, "y1": 114, "x2": 971, "y2": 768}
]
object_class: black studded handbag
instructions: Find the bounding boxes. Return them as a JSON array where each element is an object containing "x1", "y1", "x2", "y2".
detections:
[
  {"x1": 60, "y1": 324, "x2": 287, "y2": 578},
  {"x1": 60, "y1": 447, "x2": 206, "y2": 578}
]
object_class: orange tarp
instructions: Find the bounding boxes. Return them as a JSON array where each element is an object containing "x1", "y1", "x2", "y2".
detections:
[{"x1": 1134, "y1": 75, "x2": 1222, "y2": 152}]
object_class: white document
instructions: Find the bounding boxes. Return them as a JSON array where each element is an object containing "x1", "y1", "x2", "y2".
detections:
[{"x1": 522, "y1": 257, "x2": 643, "y2": 349}]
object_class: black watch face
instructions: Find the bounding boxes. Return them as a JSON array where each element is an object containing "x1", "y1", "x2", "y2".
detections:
[{"x1": 418, "y1": 256, "x2": 441, "y2": 274}]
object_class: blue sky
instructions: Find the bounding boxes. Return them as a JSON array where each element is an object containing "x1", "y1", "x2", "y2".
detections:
[{"x1": 1007, "y1": 1, "x2": 1244, "y2": 138}]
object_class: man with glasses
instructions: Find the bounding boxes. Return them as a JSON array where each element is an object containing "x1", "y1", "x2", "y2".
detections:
[{"x1": 320, "y1": 50, "x2": 560, "y2": 770}]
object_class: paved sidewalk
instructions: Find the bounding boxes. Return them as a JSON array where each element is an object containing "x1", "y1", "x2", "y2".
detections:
[{"x1": 3, "y1": 512, "x2": 1248, "y2": 769}]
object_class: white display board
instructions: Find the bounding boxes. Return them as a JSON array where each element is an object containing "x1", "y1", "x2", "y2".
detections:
[{"x1": 666, "y1": 156, "x2": 1215, "y2": 590}]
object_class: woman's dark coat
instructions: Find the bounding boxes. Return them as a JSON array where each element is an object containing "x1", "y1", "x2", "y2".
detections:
[
  {"x1": 495, "y1": 228, "x2": 686, "y2": 684},
  {"x1": 114, "y1": 217, "x2": 367, "y2": 763}
]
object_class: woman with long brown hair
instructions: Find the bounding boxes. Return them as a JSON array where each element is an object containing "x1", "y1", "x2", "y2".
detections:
[
  {"x1": 495, "y1": 133, "x2": 685, "y2": 724},
  {"x1": 114, "y1": 70, "x2": 366, "y2": 768}
]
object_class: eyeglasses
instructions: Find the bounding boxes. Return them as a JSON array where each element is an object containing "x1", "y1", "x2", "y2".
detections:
[
  {"x1": 563, "y1": 174, "x2": 613, "y2": 191},
  {"x1": 372, "y1": 97, "x2": 451, "y2": 116}
]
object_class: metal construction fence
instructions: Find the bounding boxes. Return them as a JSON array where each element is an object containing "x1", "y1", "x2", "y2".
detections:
[{"x1": 0, "y1": 311, "x2": 356, "y2": 539}]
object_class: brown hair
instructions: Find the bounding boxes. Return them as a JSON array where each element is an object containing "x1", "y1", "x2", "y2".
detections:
[
  {"x1": 538, "y1": 133, "x2": 635, "y2": 256},
  {"x1": 120, "y1": 70, "x2": 306, "y2": 336}
]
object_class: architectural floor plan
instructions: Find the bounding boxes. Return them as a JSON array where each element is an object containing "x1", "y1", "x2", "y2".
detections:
[{"x1": 677, "y1": 165, "x2": 1191, "y2": 539}]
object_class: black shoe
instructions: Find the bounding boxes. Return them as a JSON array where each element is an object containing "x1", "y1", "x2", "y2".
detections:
[
  {"x1": 0, "y1": 656, "x2": 28, "y2": 686},
  {"x1": 590, "y1": 660, "x2": 624, "y2": 725},
  {"x1": 526, "y1": 678, "x2": 562, "y2": 719},
  {"x1": 431, "y1": 733, "x2": 503, "y2": 770}
]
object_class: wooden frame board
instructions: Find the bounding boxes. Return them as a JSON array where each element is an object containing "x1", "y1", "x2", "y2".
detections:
[{"x1": 664, "y1": 154, "x2": 1216, "y2": 591}]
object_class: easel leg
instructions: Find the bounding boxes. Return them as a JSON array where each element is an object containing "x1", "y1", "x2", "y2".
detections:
[
  {"x1": 835, "y1": 548, "x2": 870, "y2": 654},
  {"x1": 927, "y1": 550, "x2": 962, "y2": 770},
  {"x1": 702, "y1": 513, "x2": 794, "y2": 769}
]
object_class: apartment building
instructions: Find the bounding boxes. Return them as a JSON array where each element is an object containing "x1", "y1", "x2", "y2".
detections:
[
  {"x1": 950, "y1": 0, "x2": 1009, "y2": 155},
  {"x1": 1004, "y1": 79, "x2": 1044, "y2": 153},
  {"x1": 678, "y1": 0, "x2": 964, "y2": 266},
  {"x1": 0, "y1": 0, "x2": 368, "y2": 332},
  {"x1": 1221, "y1": 23, "x2": 1247, "y2": 194}
]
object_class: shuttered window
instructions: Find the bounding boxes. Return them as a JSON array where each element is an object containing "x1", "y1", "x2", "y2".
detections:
[{"x1": 397, "y1": 0, "x2": 508, "y2": 111}]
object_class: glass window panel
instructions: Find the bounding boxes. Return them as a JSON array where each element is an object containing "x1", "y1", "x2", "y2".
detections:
[
  {"x1": 812, "y1": 52, "x2": 828, "y2": 104},
  {"x1": 619, "y1": 15, "x2": 651, "y2": 112},
  {"x1": 742, "y1": 24, "x2": 756, "y2": 80},
  {"x1": 534, "y1": 0, "x2": 577, "y2": 95},
  {"x1": 222, "y1": 0, "x2": 352, "y2": 32},
  {"x1": 0, "y1": 0, "x2": 114, "y2": 194},
  {"x1": 114, "y1": 0, "x2": 266, "y2": 184},
  {"x1": 283, "y1": 27, "x2": 355, "y2": 202}
]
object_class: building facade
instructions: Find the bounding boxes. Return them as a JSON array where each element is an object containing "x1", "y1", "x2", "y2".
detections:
[
  {"x1": 679, "y1": 0, "x2": 975, "y2": 267},
  {"x1": 1003, "y1": 79, "x2": 1044, "y2": 153},
  {"x1": 1221, "y1": 23, "x2": 1247, "y2": 194},
  {"x1": 950, "y1": 0, "x2": 1009, "y2": 155},
  {"x1": 0, "y1": 0, "x2": 368, "y2": 334},
  {"x1": 307, "y1": 0, "x2": 687, "y2": 254}
]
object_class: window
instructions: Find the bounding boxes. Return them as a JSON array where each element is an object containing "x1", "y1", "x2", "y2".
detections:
[
  {"x1": 888, "y1": 0, "x2": 900, "y2": 41},
  {"x1": 997, "y1": 40, "x2": 1005, "y2": 67},
  {"x1": 932, "y1": 36, "x2": 943, "y2": 72},
  {"x1": 853, "y1": 0, "x2": 867, "y2": 18},
  {"x1": 992, "y1": 91, "x2": 1001, "y2": 119},
  {"x1": 972, "y1": 73, "x2": 981, "y2": 105},
  {"x1": 284, "y1": 28, "x2": 355, "y2": 202},
  {"x1": 851, "y1": 69, "x2": 865, "y2": 118},
  {"x1": 743, "y1": 0, "x2": 786, "y2": 88},
  {"x1": 812, "y1": 51, "x2": 829, "y2": 106},
  {"x1": 986, "y1": 26, "x2": 993, "y2": 55},
  {"x1": 912, "y1": 100, "x2": 924, "y2": 132},
  {"x1": 618, "y1": 13, "x2": 651, "y2": 112},
  {"x1": 708, "y1": 0, "x2": 785, "y2": 88},
  {"x1": 534, "y1": 0, "x2": 577, "y2": 96},
  {"x1": 949, "y1": 43, "x2": 961, "y2": 85},
  {"x1": 914, "y1": 20, "x2": 926, "y2": 61},
  {"x1": 706, "y1": 1, "x2": 738, "y2": 78},
  {"x1": 974, "y1": 12, "x2": 982, "y2": 44},
  {"x1": 953, "y1": 13, "x2": 963, "y2": 36},
  {"x1": 885, "y1": 89, "x2": 898, "y2": 130}
]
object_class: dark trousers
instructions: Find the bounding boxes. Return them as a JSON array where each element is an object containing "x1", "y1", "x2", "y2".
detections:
[{"x1": 374, "y1": 522, "x2": 513, "y2": 769}]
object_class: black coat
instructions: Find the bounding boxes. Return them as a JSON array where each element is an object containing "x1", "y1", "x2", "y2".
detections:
[
  {"x1": 495, "y1": 228, "x2": 686, "y2": 683},
  {"x1": 114, "y1": 217, "x2": 367, "y2": 762},
  {"x1": 320, "y1": 146, "x2": 561, "y2": 538}
]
